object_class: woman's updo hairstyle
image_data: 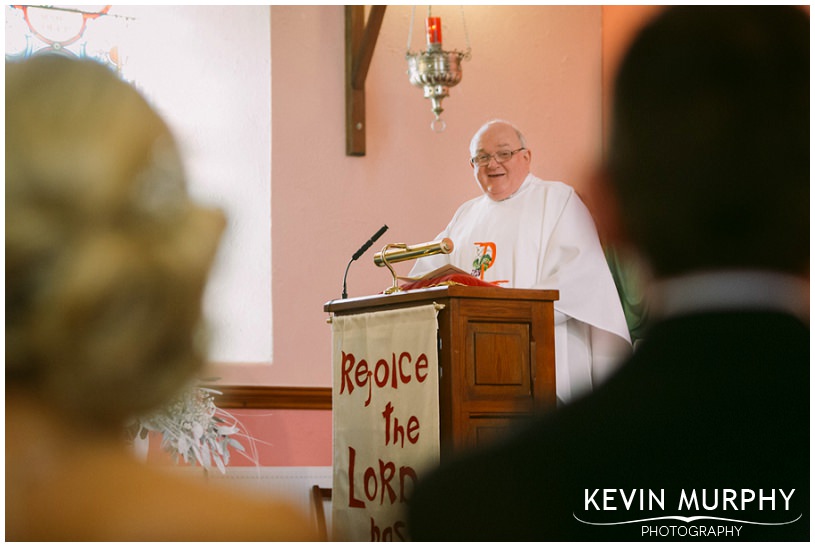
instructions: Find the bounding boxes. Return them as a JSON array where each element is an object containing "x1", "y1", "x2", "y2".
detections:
[{"x1": 6, "y1": 56, "x2": 225, "y2": 428}]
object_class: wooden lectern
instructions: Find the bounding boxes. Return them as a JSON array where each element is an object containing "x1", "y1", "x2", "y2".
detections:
[{"x1": 325, "y1": 285, "x2": 559, "y2": 460}]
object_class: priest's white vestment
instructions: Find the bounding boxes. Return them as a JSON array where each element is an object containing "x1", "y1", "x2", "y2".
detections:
[{"x1": 409, "y1": 174, "x2": 631, "y2": 403}]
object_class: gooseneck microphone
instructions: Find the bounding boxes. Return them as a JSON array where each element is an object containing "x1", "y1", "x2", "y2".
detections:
[
  {"x1": 342, "y1": 224, "x2": 389, "y2": 299},
  {"x1": 352, "y1": 224, "x2": 389, "y2": 261}
]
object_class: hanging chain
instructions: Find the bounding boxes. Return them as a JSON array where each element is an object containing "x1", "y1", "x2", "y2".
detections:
[
  {"x1": 460, "y1": 5, "x2": 472, "y2": 58},
  {"x1": 406, "y1": 6, "x2": 415, "y2": 54}
]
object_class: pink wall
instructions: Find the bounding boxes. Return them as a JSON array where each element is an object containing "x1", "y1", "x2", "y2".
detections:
[
  {"x1": 145, "y1": 409, "x2": 332, "y2": 467},
  {"x1": 206, "y1": 6, "x2": 663, "y2": 468},
  {"x1": 224, "y1": 409, "x2": 332, "y2": 467}
]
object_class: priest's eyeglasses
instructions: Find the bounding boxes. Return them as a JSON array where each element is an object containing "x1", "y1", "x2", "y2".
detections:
[{"x1": 470, "y1": 148, "x2": 526, "y2": 167}]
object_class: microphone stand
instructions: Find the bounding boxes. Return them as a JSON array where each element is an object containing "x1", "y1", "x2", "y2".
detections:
[
  {"x1": 342, "y1": 224, "x2": 388, "y2": 299},
  {"x1": 341, "y1": 260, "x2": 354, "y2": 300}
]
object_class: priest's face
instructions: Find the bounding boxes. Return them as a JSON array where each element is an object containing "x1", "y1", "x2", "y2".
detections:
[{"x1": 470, "y1": 122, "x2": 531, "y2": 201}]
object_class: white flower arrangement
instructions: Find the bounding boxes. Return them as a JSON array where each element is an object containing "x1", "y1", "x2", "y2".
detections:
[{"x1": 130, "y1": 386, "x2": 255, "y2": 474}]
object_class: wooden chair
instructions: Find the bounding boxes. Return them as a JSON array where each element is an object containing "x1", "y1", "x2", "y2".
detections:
[{"x1": 311, "y1": 485, "x2": 332, "y2": 541}]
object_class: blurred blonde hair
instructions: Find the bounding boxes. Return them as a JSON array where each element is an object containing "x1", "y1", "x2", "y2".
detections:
[{"x1": 6, "y1": 56, "x2": 225, "y2": 428}]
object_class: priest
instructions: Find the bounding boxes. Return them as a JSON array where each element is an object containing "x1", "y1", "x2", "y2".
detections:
[{"x1": 409, "y1": 119, "x2": 631, "y2": 404}]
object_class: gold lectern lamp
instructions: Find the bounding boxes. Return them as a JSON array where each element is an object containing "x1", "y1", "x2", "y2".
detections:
[{"x1": 373, "y1": 238, "x2": 454, "y2": 294}]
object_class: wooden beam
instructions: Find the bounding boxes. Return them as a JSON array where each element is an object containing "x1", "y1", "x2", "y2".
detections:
[
  {"x1": 345, "y1": 5, "x2": 387, "y2": 156},
  {"x1": 207, "y1": 385, "x2": 332, "y2": 410}
]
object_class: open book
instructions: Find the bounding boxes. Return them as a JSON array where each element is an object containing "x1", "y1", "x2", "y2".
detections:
[
  {"x1": 397, "y1": 264, "x2": 471, "y2": 283},
  {"x1": 398, "y1": 265, "x2": 504, "y2": 290}
]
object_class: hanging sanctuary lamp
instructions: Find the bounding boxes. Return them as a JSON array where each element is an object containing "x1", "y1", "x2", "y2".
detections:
[{"x1": 406, "y1": 7, "x2": 471, "y2": 132}]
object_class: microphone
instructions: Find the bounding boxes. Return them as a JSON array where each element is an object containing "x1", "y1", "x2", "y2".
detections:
[
  {"x1": 352, "y1": 224, "x2": 389, "y2": 261},
  {"x1": 342, "y1": 224, "x2": 389, "y2": 299}
]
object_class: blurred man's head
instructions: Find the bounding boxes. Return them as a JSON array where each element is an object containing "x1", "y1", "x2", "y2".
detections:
[{"x1": 605, "y1": 6, "x2": 808, "y2": 279}]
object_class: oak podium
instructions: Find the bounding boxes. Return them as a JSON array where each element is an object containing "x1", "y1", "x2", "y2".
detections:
[{"x1": 325, "y1": 285, "x2": 559, "y2": 459}]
